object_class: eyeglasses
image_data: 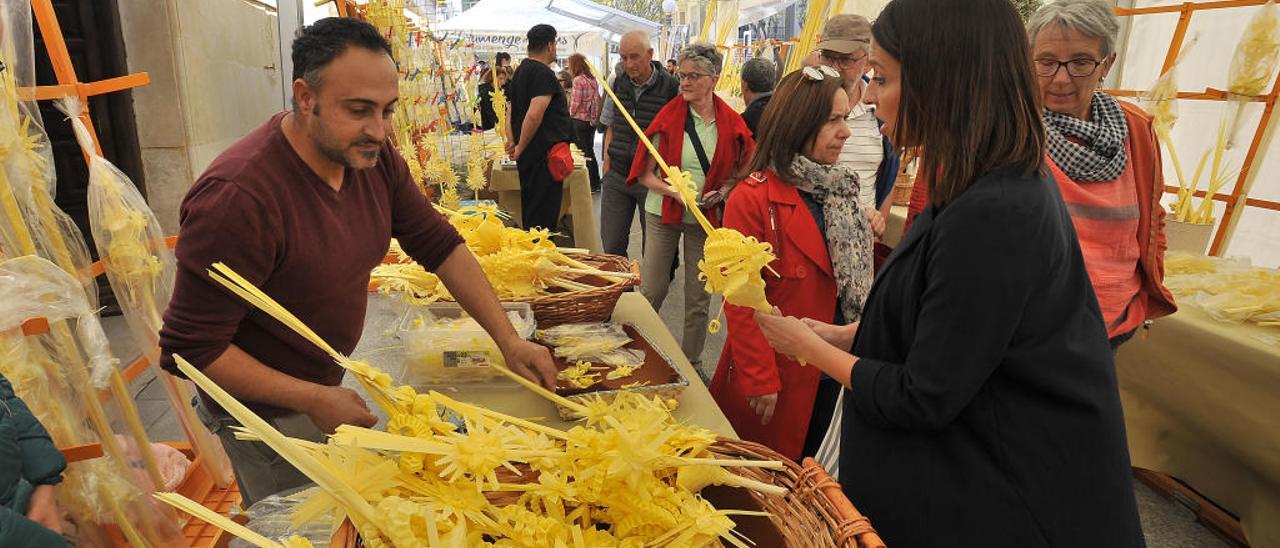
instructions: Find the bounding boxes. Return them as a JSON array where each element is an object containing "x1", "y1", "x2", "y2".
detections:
[
  {"x1": 802, "y1": 65, "x2": 841, "y2": 81},
  {"x1": 674, "y1": 71, "x2": 714, "y2": 82},
  {"x1": 1034, "y1": 58, "x2": 1103, "y2": 78},
  {"x1": 819, "y1": 50, "x2": 866, "y2": 69}
]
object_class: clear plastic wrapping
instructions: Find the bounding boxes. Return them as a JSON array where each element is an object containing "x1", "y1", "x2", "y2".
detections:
[
  {"x1": 1164, "y1": 251, "x2": 1280, "y2": 328},
  {"x1": 535, "y1": 322, "x2": 646, "y2": 368},
  {"x1": 398, "y1": 302, "x2": 535, "y2": 385},
  {"x1": 228, "y1": 487, "x2": 335, "y2": 548},
  {"x1": 0, "y1": 257, "x2": 183, "y2": 545},
  {"x1": 0, "y1": 255, "x2": 117, "y2": 386},
  {"x1": 0, "y1": 4, "x2": 95, "y2": 303},
  {"x1": 56, "y1": 96, "x2": 234, "y2": 487}
]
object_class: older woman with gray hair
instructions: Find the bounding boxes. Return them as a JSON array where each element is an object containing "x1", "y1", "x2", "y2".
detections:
[
  {"x1": 626, "y1": 42, "x2": 755, "y2": 367},
  {"x1": 1029, "y1": 0, "x2": 1175, "y2": 349}
]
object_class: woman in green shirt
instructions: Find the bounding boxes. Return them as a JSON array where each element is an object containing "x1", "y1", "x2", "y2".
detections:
[{"x1": 625, "y1": 43, "x2": 755, "y2": 367}]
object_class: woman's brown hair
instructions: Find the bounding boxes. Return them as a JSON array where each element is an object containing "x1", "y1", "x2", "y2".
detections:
[
  {"x1": 872, "y1": 0, "x2": 1045, "y2": 207},
  {"x1": 567, "y1": 53, "x2": 589, "y2": 78},
  {"x1": 740, "y1": 70, "x2": 846, "y2": 182}
]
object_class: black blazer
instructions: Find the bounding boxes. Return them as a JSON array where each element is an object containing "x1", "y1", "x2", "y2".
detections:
[{"x1": 842, "y1": 167, "x2": 1144, "y2": 547}]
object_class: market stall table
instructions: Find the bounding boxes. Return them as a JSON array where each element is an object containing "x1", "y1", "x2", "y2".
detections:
[
  {"x1": 352, "y1": 292, "x2": 735, "y2": 436},
  {"x1": 485, "y1": 163, "x2": 603, "y2": 253},
  {"x1": 1115, "y1": 307, "x2": 1280, "y2": 547}
]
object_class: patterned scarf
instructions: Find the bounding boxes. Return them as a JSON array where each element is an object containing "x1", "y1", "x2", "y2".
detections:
[
  {"x1": 1044, "y1": 91, "x2": 1129, "y2": 182},
  {"x1": 788, "y1": 156, "x2": 874, "y2": 324}
]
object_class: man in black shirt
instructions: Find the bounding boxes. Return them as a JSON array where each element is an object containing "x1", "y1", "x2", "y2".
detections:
[
  {"x1": 505, "y1": 25, "x2": 573, "y2": 231},
  {"x1": 740, "y1": 57, "x2": 777, "y2": 140}
]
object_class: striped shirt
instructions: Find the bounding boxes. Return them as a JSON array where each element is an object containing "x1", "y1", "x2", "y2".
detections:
[
  {"x1": 839, "y1": 101, "x2": 883, "y2": 210},
  {"x1": 1050, "y1": 151, "x2": 1146, "y2": 338}
]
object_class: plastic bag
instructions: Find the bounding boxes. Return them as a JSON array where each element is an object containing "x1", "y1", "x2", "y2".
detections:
[
  {"x1": 1227, "y1": 0, "x2": 1280, "y2": 146},
  {"x1": 0, "y1": 13, "x2": 94, "y2": 303},
  {"x1": 535, "y1": 322, "x2": 645, "y2": 368},
  {"x1": 0, "y1": 255, "x2": 117, "y2": 386},
  {"x1": 399, "y1": 304, "x2": 534, "y2": 385},
  {"x1": 228, "y1": 487, "x2": 335, "y2": 548},
  {"x1": 56, "y1": 98, "x2": 175, "y2": 357},
  {"x1": 56, "y1": 98, "x2": 233, "y2": 487}
]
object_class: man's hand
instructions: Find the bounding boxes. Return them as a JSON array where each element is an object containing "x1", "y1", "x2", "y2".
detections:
[
  {"x1": 505, "y1": 139, "x2": 517, "y2": 160},
  {"x1": 747, "y1": 393, "x2": 779, "y2": 425},
  {"x1": 512, "y1": 143, "x2": 526, "y2": 161},
  {"x1": 304, "y1": 385, "x2": 377, "y2": 434},
  {"x1": 802, "y1": 318, "x2": 859, "y2": 351},
  {"x1": 601, "y1": 152, "x2": 610, "y2": 175},
  {"x1": 500, "y1": 339, "x2": 559, "y2": 390},
  {"x1": 26, "y1": 484, "x2": 61, "y2": 534}
]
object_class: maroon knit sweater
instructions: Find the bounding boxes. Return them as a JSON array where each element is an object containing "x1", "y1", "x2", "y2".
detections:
[{"x1": 159, "y1": 112, "x2": 463, "y2": 416}]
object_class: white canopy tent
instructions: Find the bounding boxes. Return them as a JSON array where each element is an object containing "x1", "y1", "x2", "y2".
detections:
[
  {"x1": 436, "y1": 0, "x2": 659, "y2": 63},
  {"x1": 545, "y1": 0, "x2": 661, "y2": 42},
  {"x1": 435, "y1": 0, "x2": 604, "y2": 60}
]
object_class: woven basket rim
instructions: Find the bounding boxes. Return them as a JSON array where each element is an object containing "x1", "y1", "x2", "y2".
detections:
[{"x1": 502, "y1": 253, "x2": 638, "y2": 305}]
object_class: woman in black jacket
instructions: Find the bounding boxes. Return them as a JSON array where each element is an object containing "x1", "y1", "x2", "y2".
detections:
[{"x1": 755, "y1": 0, "x2": 1145, "y2": 545}]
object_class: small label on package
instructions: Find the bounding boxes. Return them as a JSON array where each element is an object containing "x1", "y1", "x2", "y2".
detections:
[{"x1": 443, "y1": 351, "x2": 493, "y2": 369}]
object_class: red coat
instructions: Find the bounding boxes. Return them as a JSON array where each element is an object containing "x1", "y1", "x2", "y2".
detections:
[
  {"x1": 625, "y1": 93, "x2": 755, "y2": 226},
  {"x1": 709, "y1": 169, "x2": 838, "y2": 460}
]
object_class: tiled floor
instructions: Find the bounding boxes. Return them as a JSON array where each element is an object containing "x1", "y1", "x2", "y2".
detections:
[{"x1": 102, "y1": 133, "x2": 1230, "y2": 546}]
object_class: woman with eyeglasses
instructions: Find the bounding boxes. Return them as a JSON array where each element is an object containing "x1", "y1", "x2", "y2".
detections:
[
  {"x1": 626, "y1": 42, "x2": 755, "y2": 369},
  {"x1": 753, "y1": 0, "x2": 1145, "y2": 544},
  {"x1": 709, "y1": 66, "x2": 877, "y2": 461},
  {"x1": 1029, "y1": 0, "x2": 1176, "y2": 349}
]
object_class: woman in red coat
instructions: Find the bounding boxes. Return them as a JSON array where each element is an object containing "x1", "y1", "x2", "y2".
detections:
[{"x1": 710, "y1": 67, "x2": 879, "y2": 460}]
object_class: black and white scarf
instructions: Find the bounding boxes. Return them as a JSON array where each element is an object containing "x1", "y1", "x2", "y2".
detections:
[
  {"x1": 1044, "y1": 91, "x2": 1129, "y2": 182},
  {"x1": 788, "y1": 156, "x2": 874, "y2": 324}
]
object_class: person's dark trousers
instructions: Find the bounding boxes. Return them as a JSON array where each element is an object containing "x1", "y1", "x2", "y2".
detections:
[
  {"x1": 517, "y1": 154, "x2": 564, "y2": 232},
  {"x1": 599, "y1": 172, "x2": 649, "y2": 256},
  {"x1": 598, "y1": 172, "x2": 681, "y2": 279},
  {"x1": 572, "y1": 119, "x2": 601, "y2": 191}
]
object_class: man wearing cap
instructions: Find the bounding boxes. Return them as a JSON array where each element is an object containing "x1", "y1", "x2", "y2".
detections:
[
  {"x1": 506, "y1": 24, "x2": 574, "y2": 231},
  {"x1": 815, "y1": 14, "x2": 899, "y2": 225}
]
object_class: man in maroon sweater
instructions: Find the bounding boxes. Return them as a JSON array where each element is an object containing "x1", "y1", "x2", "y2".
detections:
[{"x1": 158, "y1": 18, "x2": 557, "y2": 505}]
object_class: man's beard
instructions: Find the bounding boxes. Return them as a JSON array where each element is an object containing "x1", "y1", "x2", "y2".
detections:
[{"x1": 310, "y1": 106, "x2": 381, "y2": 168}]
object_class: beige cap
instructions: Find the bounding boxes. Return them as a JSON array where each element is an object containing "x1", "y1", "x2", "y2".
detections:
[{"x1": 816, "y1": 14, "x2": 872, "y2": 54}]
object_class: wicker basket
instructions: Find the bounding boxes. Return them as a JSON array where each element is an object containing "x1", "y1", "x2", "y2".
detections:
[
  {"x1": 509, "y1": 253, "x2": 639, "y2": 327},
  {"x1": 331, "y1": 438, "x2": 883, "y2": 547},
  {"x1": 891, "y1": 172, "x2": 915, "y2": 207},
  {"x1": 711, "y1": 439, "x2": 885, "y2": 548}
]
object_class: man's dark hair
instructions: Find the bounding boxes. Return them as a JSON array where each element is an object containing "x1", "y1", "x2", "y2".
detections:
[
  {"x1": 527, "y1": 24, "x2": 557, "y2": 53},
  {"x1": 496, "y1": 51, "x2": 512, "y2": 65},
  {"x1": 741, "y1": 57, "x2": 776, "y2": 94},
  {"x1": 290, "y1": 17, "x2": 393, "y2": 110}
]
